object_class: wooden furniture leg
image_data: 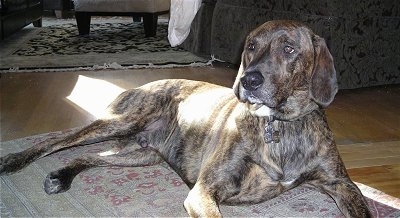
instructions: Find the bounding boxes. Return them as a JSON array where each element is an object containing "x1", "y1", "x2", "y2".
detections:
[
  {"x1": 33, "y1": 19, "x2": 43, "y2": 27},
  {"x1": 75, "y1": 12, "x2": 91, "y2": 35},
  {"x1": 143, "y1": 13, "x2": 158, "y2": 37}
]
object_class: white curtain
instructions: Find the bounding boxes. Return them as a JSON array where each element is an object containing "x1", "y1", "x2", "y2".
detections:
[{"x1": 168, "y1": 0, "x2": 202, "y2": 47}]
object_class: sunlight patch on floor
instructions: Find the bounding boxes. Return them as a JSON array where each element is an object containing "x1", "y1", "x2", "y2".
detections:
[{"x1": 67, "y1": 75, "x2": 126, "y2": 118}]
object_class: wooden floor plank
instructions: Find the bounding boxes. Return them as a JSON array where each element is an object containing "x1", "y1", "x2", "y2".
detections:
[
  {"x1": 337, "y1": 141, "x2": 400, "y2": 169},
  {"x1": 347, "y1": 165, "x2": 400, "y2": 198},
  {"x1": 343, "y1": 157, "x2": 400, "y2": 170}
]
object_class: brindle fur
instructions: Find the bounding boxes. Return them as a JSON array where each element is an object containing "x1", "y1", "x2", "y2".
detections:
[{"x1": 0, "y1": 20, "x2": 370, "y2": 217}]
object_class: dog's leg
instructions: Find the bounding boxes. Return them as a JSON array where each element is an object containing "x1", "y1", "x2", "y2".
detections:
[
  {"x1": 311, "y1": 178, "x2": 371, "y2": 218},
  {"x1": 184, "y1": 182, "x2": 222, "y2": 218},
  {"x1": 0, "y1": 117, "x2": 144, "y2": 175},
  {"x1": 44, "y1": 147, "x2": 162, "y2": 194}
]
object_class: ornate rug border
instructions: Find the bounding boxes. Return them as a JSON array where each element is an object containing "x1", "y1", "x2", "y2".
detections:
[{"x1": 0, "y1": 17, "x2": 208, "y2": 73}]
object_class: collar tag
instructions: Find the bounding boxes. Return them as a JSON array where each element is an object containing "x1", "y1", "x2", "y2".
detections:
[{"x1": 264, "y1": 115, "x2": 280, "y2": 143}]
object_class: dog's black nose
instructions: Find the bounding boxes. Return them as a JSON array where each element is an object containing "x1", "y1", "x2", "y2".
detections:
[{"x1": 240, "y1": 71, "x2": 264, "y2": 91}]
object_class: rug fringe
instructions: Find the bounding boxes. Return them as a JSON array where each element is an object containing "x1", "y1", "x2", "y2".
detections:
[
  {"x1": 0, "y1": 59, "x2": 213, "y2": 73},
  {"x1": 355, "y1": 182, "x2": 400, "y2": 209}
]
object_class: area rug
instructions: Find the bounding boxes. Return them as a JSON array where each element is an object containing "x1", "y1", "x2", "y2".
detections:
[
  {"x1": 0, "y1": 17, "x2": 208, "y2": 72},
  {"x1": 1, "y1": 129, "x2": 399, "y2": 217}
]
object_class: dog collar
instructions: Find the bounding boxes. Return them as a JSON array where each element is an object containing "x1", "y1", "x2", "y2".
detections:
[{"x1": 264, "y1": 115, "x2": 280, "y2": 143}]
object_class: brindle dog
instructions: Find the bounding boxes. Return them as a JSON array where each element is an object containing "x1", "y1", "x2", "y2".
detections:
[{"x1": 0, "y1": 20, "x2": 370, "y2": 217}]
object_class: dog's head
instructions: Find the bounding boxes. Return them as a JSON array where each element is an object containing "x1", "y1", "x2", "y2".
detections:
[{"x1": 233, "y1": 20, "x2": 338, "y2": 120}]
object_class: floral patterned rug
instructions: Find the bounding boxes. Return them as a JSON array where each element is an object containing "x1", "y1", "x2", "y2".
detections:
[
  {"x1": 0, "y1": 17, "x2": 208, "y2": 72},
  {"x1": 1, "y1": 129, "x2": 399, "y2": 217}
]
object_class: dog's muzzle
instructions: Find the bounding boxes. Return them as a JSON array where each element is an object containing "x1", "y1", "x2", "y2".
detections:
[
  {"x1": 238, "y1": 70, "x2": 266, "y2": 105},
  {"x1": 240, "y1": 70, "x2": 264, "y2": 91}
]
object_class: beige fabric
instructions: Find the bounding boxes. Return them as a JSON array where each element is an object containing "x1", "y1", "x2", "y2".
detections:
[
  {"x1": 168, "y1": 0, "x2": 201, "y2": 47},
  {"x1": 74, "y1": 0, "x2": 170, "y2": 13}
]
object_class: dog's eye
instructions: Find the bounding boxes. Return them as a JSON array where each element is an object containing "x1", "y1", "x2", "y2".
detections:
[
  {"x1": 248, "y1": 42, "x2": 256, "y2": 51},
  {"x1": 284, "y1": 46, "x2": 295, "y2": 54}
]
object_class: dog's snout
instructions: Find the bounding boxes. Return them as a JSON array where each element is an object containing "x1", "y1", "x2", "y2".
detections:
[{"x1": 240, "y1": 71, "x2": 264, "y2": 91}]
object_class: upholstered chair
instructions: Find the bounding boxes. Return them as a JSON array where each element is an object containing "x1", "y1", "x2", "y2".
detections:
[{"x1": 73, "y1": 0, "x2": 170, "y2": 37}]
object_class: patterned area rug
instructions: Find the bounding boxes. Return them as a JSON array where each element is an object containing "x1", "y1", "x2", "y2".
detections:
[
  {"x1": 1, "y1": 129, "x2": 400, "y2": 217},
  {"x1": 0, "y1": 17, "x2": 208, "y2": 72}
]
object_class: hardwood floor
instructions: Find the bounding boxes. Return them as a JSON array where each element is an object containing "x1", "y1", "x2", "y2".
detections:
[{"x1": 1, "y1": 65, "x2": 399, "y2": 198}]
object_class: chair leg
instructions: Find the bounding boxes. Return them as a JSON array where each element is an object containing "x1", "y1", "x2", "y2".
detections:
[
  {"x1": 142, "y1": 13, "x2": 158, "y2": 37},
  {"x1": 75, "y1": 12, "x2": 91, "y2": 35},
  {"x1": 33, "y1": 19, "x2": 42, "y2": 27}
]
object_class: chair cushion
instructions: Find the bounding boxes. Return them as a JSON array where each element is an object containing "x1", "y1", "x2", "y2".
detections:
[{"x1": 73, "y1": 0, "x2": 170, "y2": 13}]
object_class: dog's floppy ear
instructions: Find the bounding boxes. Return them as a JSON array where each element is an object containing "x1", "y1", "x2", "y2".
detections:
[{"x1": 310, "y1": 35, "x2": 338, "y2": 108}]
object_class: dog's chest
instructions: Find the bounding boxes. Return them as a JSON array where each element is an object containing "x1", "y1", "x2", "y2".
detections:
[{"x1": 251, "y1": 116, "x2": 324, "y2": 183}]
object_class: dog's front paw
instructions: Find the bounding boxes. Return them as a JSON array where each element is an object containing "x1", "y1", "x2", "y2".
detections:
[
  {"x1": 43, "y1": 171, "x2": 73, "y2": 194},
  {"x1": 0, "y1": 153, "x2": 26, "y2": 175}
]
